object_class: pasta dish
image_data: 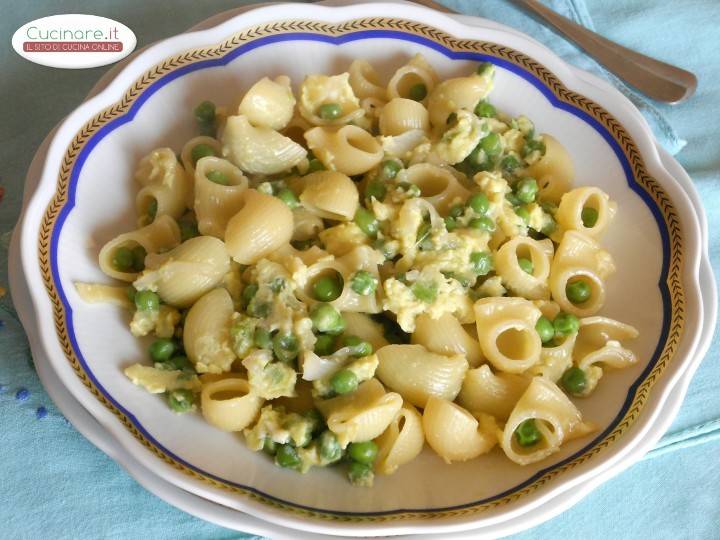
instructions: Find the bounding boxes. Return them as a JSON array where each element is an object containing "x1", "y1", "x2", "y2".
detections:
[{"x1": 76, "y1": 55, "x2": 638, "y2": 487}]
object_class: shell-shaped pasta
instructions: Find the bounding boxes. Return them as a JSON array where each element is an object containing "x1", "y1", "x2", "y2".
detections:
[
  {"x1": 348, "y1": 59, "x2": 386, "y2": 100},
  {"x1": 238, "y1": 75, "x2": 295, "y2": 130},
  {"x1": 224, "y1": 189, "x2": 293, "y2": 264},
  {"x1": 556, "y1": 186, "x2": 617, "y2": 238},
  {"x1": 183, "y1": 288, "x2": 235, "y2": 374},
  {"x1": 98, "y1": 215, "x2": 181, "y2": 282},
  {"x1": 315, "y1": 378, "x2": 403, "y2": 448},
  {"x1": 457, "y1": 364, "x2": 531, "y2": 421},
  {"x1": 423, "y1": 396, "x2": 497, "y2": 463},
  {"x1": 527, "y1": 333, "x2": 577, "y2": 383},
  {"x1": 222, "y1": 115, "x2": 306, "y2": 175},
  {"x1": 75, "y1": 283, "x2": 133, "y2": 309},
  {"x1": 133, "y1": 236, "x2": 230, "y2": 308},
  {"x1": 549, "y1": 231, "x2": 616, "y2": 317},
  {"x1": 304, "y1": 125, "x2": 383, "y2": 176},
  {"x1": 473, "y1": 297, "x2": 542, "y2": 374},
  {"x1": 378, "y1": 98, "x2": 430, "y2": 136},
  {"x1": 194, "y1": 156, "x2": 248, "y2": 239},
  {"x1": 181, "y1": 136, "x2": 223, "y2": 179},
  {"x1": 387, "y1": 54, "x2": 437, "y2": 102},
  {"x1": 299, "y1": 73, "x2": 364, "y2": 126},
  {"x1": 495, "y1": 237, "x2": 553, "y2": 300},
  {"x1": 201, "y1": 378, "x2": 264, "y2": 431},
  {"x1": 404, "y1": 163, "x2": 471, "y2": 214},
  {"x1": 500, "y1": 377, "x2": 589, "y2": 465},
  {"x1": 299, "y1": 171, "x2": 359, "y2": 221},
  {"x1": 318, "y1": 222, "x2": 368, "y2": 257},
  {"x1": 134, "y1": 148, "x2": 191, "y2": 223},
  {"x1": 292, "y1": 207, "x2": 325, "y2": 241},
  {"x1": 296, "y1": 246, "x2": 384, "y2": 313},
  {"x1": 375, "y1": 344, "x2": 469, "y2": 408},
  {"x1": 525, "y1": 135, "x2": 574, "y2": 203},
  {"x1": 426, "y1": 74, "x2": 492, "y2": 128},
  {"x1": 575, "y1": 316, "x2": 639, "y2": 395},
  {"x1": 282, "y1": 113, "x2": 314, "y2": 147},
  {"x1": 342, "y1": 312, "x2": 389, "y2": 352},
  {"x1": 374, "y1": 403, "x2": 424, "y2": 475},
  {"x1": 412, "y1": 313, "x2": 484, "y2": 368}
]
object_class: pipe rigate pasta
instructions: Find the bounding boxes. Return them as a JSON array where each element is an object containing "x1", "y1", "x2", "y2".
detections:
[{"x1": 79, "y1": 55, "x2": 633, "y2": 486}]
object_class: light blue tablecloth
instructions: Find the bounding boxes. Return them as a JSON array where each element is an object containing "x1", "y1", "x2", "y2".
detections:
[{"x1": 1, "y1": 1, "x2": 718, "y2": 538}]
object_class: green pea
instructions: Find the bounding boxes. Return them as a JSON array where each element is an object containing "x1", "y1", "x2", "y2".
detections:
[
  {"x1": 476, "y1": 61, "x2": 494, "y2": 76},
  {"x1": 561, "y1": 367, "x2": 587, "y2": 396},
  {"x1": 342, "y1": 335, "x2": 373, "y2": 357},
  {"x1": 314, "y1": 333, "x2": 337, "y2": 356},
  {"x1": 350, "y1": 270, "x2": 378, "y2": 296},
  {"x1": 112, "y1": 246, "x2": 133, "y2": 271},
  {"x1": 480, "y1": 132, "x2": 502, "y2": 157},
  {"x1": 318, "y1": 430, "x2": 343, "y2": 463},
  {"x1": 194, "y1": 100, "x2": 216, "y2": 126},
  {"x1": 554, "y1": 312, "x2": 580, "y2": 337},
  {"x1": 466, "y1": 144, "x2": 488, "y2": 168},
  {"x1": 518, "y1": 257, "x2": 534, "y2": 274},
  {"x1": 179, "y1": 220, "x2": 199, "y2": 242},
  {"x1": 348, "y1": 441, "x2": 378, "y2": 464},
  {"x1": 330, "y1": 369, "x2": 359, "y2": 395},
  {"x1": 365, "y1": 180, "x2": 387, "y2": 201},
  {"x1": 515, "y1": 178, "x2": 538, "y2": 204},
  {"x1": 149, "y1": 338, "x2": 175, "y2": 362},
  {"x1": 168, "y1": 355, "x2": 193, "y2": 371},
  {"x1": 381, "y1": 160, "x2": 401, "y2": 180},
  {"x1": 411, "y1": 281, "x2": 438, "y2": 303},
  {"x1": 566, "y1": 280, "x2": 591, "y2": 304},
  {"x1": 276, "y1": 188, "x2": 300, "y2": 209},
  {"x1": 581, "y1": 207, "x2": 599, "y2": 228},
  {"x1": 444, "y1": 216, "x2": 457, "y2": 231},
  {"x1": 535, "y1": 316, "x2": 555, "y2": 344},
  {"x1": 126, "y1": 286, "x2": 137, "y2": 302},
  {"x1": 310, "y1": 303, "x2": 346, "y2": 335},
  {"x1": 263, "y1": 438, "x2": 278, "y2": 455},
  {"x1": 135, "y1": 290, "x2": 159, "y2": 312},
  {"x1": 514, "y1": 419, "x2": 542, "y2": 447},
  {"x1": 241, "y1": 283, "x2": 258, "y2": 308},
  {"x1": 524, "y1": 137, "x2": 546, "y2": 156},
  {"x1": 501, "y1": 154, "x2": 521, "y2": 172},
  {"x1": 506, "y1": 192, "x2": 522, "y2": 207},
  {"x1": 399, "y1": 182, "x2": 421, "y2": 198},
  {"x1": 467, "y1": 192, "x2": 490, "y2": 214},
  {"x1": 206, "y1": 170, "x2": 229, "y2": 185},
  {"x1": 408, "y1": 83, "x2": 427, "y2": 101},
  {"x1": 312, "y1": 273, "x2": 344, "y2": 302},
  {"x1": 470, "y1": 251, "x2": 493, "y2": 275},
  {"x1": 541, "y1": 215, "x2": 557, "y2": 236},
  {"x1": 275, "y1": 444, "x2": 301, "y2": 469},
  {"x1": 191, "y1": 143, "x2": 216, "y2": 165},
  {"x1": 449, "y1": 204, "x2": 464, "y2": 218},
  {"x1": 253, "y1": 327, "x2": 272, "y2": 349},
  {"x1": 348, "y1": 461, "x2": 373, "y2": 486},
  {"x1": 354, "y1": 208, "x2": 379, "y2": 237},
  {"x1": 307, "y1": 158, "x2": 325, "y2": 173},
  {"x1": 474, "y1": 100, "x2": 496, "y2": 118},
  {"x1": 273, "y1": 332, "x2": 299, "y2": 364},
  {"x1": 131, "y1": 245, "x2": 147, "y2": 272},
  {"x1": 247, "y1": 299, "x2": 271, "y2": 318},
  {"x1": 167, "y1": 389, "x2": 194, "y2": 413},
  {"x1": 269, "y1": 277, "x2": 286, "y2": 293},
  {"x1": 515, "y1": 206, "x2": 530, "y2": 224},
  {"x1": 318, "y1": 102, "x2": 342, "y2": 120},
  {"x1": 469, "y1": 216, "x2": 496, "y2": 232}
]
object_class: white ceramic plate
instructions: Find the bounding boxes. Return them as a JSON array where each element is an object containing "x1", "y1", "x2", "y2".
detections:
[
  {"x1": 9, "y1": 140, "x2": 715, "y2": 539},
  {"x1": 17, "y1": 2, "x2": 705, "y2": 535}
]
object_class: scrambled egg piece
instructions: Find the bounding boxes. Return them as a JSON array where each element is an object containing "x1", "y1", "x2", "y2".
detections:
[
  {"x1": 242, "y1": 349, "x2": 297, "y2": 400},
  {"x1": 124, "y1": 364, "x2": 200, "y2": 394},
  {"x1": 244, "y1": 405, "x2": 318, "y2": 451},
  {"x1": 477, "y1": 276, "x2": 506, "y2": 298},
  {"x1": 433, "y1": 110, "x2": 487, "y2": 165},
  {"x1": 319, "y1": 222, "x2": 369, "y2": 257},
  {"x1": 248, "y1": 259, "x2": 307, "y2": 333},
  {"x1": 413, "y1": 230, "x2": 489, "y2": 277},
  {"x1": 312, "y1": 353, "x2": 379, "y2": 397},
  {"x1": 129, "y1": 305, "x2": 180, "y2": 338},
  {"x1": 382, "y1": 267, "x2": 473, "y2": 332}
]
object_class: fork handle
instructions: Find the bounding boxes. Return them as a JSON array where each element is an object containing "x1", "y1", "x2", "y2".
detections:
[{"x1": 512, "y1": 0, "x2": 697, "y2": 104}]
